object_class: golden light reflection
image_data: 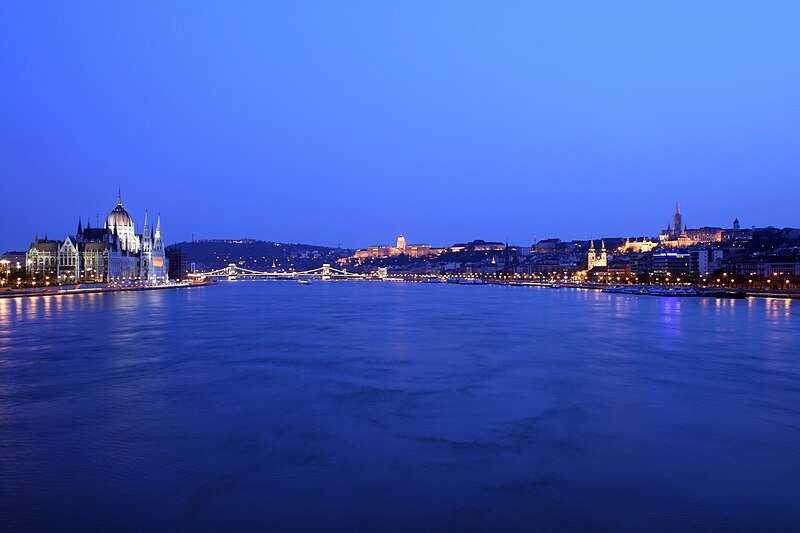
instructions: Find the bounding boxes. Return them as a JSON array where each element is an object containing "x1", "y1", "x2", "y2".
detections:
[
  {"x1": 25, "y1": 296, "x2": 39, "y2": 321},
  {"x1": 0, "y1": 299, "x2": 10, "y2": 329},
  {"x1": 763, "y1": 297, "x2": 793, "y2": 321}
]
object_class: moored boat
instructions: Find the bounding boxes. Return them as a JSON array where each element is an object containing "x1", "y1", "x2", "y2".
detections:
[{"x1": 602, "y1": 285, "x2": 697, "y2": 297}]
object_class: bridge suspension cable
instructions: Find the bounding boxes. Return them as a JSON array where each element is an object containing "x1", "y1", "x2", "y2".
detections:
[{"x1": 189, "y1": 263, "x2": 366, "y2": 280}]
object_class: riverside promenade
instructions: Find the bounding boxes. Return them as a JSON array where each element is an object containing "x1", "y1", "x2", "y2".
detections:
[{"x1": 0, "y1": 280, "x2": 215, "y2": 300}]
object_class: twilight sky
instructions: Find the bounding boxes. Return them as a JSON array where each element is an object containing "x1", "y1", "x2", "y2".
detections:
[{"x1": 1, "y1": 1, "x2": 798, "y2": 251}]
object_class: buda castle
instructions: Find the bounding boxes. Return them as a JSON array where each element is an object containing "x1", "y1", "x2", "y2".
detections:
[{"x1": 26, "y1": 192, "x2": 169, "y2": 284}]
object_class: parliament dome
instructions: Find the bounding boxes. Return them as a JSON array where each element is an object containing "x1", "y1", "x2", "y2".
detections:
[{"x1": 107, "y1": 192, "x2": 134, "y2": 229}]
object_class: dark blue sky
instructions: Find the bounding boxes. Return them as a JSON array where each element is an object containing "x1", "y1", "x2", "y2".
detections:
[{"x1": 1, "y1": 1, "x2": 798, "y2": 251}]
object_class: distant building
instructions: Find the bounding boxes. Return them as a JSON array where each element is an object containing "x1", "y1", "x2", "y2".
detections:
[
  {"x1": 587, "y1": 240, "x2": 608, "y2": 270},
  {"x1": 534, "y1": 238, "x2": 560, "y2": 252},
  {"x1": 166, "y1": 247, "x2": 188, "y2": 281},
  {"x1": 652, "y1": 252, "x2": 691, "y2": 277},
  {"x1": 588, "y1": 261, "x2": 632, "y2": 283},
  {"x1": 354, "y1": 245, "x2": 395, "y2": 260},
  {"x1": 689, "y1": 248, "x2": 718, "y2": 277},
  {"x1": 1, "y1": 251, "x2": 28, "y2": 271},
  {"x1": 353, "y1": 234, "x2": 436, "y2": 261},
  {"x1": 621, "y1": 238, "x2": 657, "y2": 253},
  {"x1": 675, "y1": 228, "x2": 697, "y2": 248},
  {"x1": 25, "y1": 236, "x2": 60, "y2": 279},
  {"x1": 721, "y1": 218, "x2": 752, "y2": 242},
  {"x1": 658, "y1": 225, "x2": 672, "y2": 243},
  {"x1": 659, "y1": 205, "x2": 748, "y2": 248},
  {"x1": 733, "y1": 258, "x2": 800, "y2": 278},
  {"x1": 472, "y1": 241, "x2": 506, "y2": 252},
  {"x1": 405, "y1": 244, "x2": 433, "y2": 258},
  {"x1": 684, "y1": 226, "x2": 723, "y2": 243},
  {"x1": 443, "y1": 241, "x2": 504, "y2": 253}
]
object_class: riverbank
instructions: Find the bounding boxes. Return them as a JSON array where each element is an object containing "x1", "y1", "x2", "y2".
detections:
[
  {"x1": 438, "y1": 278, "x2": 800, "y2": 299},
  {"x1": 0, "y1": 280, "x2": 215, "y2": 299},
  {"x1": 518, "y1": 281, "x2": 800, "y2": 300}
]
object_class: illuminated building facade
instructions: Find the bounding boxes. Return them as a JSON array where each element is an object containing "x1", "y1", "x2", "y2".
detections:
[
  {"x1": 652, "y1": 252, "x2": 691, "y2": 276},
  {"x1": 659, "y1": 206, "x2": 748, "y2": 248},
  {"x1": 621, "y1": 238, "x2": 658, "y2": 253},
  {"x1": 353, "y1": 235, "x2": 437, "y2": 261},
  {"x1": 659, "y1": 202, "x2": 685, "y2": 243},
  {"x1": 404, "y1": 244, "x2": 433, "y2": 258},
  {"x1": 26, "y1": 192, "x2": 169, "y2": 284},
  {"x1": 684, "y1": 227, "x2": 723, "y2": 243},
  {"x1": 689, "y1": 248, "x2": 724, "y2": 277},
  {"x1": 587, "y1": 240, "x2": 608, "y2": 270},
  {"x1": 733, "y1": 259, "x2": 800, "y2": 278}
]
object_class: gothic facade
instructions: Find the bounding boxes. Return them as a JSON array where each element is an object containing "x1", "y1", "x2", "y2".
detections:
[{"x1": 26, "y1": 193, "x2": 169, "y2": 284}]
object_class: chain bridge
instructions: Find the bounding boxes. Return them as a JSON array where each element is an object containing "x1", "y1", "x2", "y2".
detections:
[{"x1": 189, "y1": 263, "x2": 366, "y2": 280}]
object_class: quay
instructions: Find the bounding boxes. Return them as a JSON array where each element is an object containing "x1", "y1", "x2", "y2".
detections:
[
  {"x1": 371, "y1": 274, "x2": 800, "y2": 300},
  {"x1": 0, "y1": 280, "x2": 215, "y2": 300}
]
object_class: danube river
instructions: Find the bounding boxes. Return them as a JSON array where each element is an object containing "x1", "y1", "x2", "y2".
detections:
[{"x1": 1, "y1": 282, "x2": 798, "y2": 531}]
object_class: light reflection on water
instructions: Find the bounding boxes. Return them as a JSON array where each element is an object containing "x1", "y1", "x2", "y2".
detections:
[{"x1": 0, "y1": 283, "x2": 798, "y2": 531}]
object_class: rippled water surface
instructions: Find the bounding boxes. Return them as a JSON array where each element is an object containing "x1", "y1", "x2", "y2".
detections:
[{"x1": 1, "y1": 282, "x2": 799, "y2": 531}]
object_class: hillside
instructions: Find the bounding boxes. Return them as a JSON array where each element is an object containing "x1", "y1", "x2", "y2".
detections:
[{"x1": 167, "y1": 239, "x2": 353, "y2": 272}]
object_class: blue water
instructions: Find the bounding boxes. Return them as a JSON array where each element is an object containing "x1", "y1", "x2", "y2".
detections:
[{"x1": 1, "y1": 282, "x2": 799, "y2": 531}]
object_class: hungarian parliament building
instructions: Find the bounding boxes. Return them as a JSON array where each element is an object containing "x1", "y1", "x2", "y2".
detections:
[{"x1": 26, "y1": 192, "x2": 169, "y2": 284}]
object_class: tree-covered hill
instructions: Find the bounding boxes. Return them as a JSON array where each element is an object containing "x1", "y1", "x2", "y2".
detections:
[{"x1": 167, "y1": 239, "x2": 353, "y2": 272}]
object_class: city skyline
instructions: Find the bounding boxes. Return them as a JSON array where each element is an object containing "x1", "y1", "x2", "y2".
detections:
[
  {"x1": 2, "y1": 2, "x2": 799, "y2": 251},
  {"x1": 0, "y1": 193, "x2": 762, "y2": 253},
  {"x1": 3, "y1": 3, "x2": 800, "y2": 530},
  {"x1": 9, "y1": 188, "x2": 795, "y2": 291}
]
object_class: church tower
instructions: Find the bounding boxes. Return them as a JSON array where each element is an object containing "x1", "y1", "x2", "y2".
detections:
[
  {"x1": 141, "y1": 211, "x2": 151, "y2": 253},
  {"x1": 152, "y1": 214, "x2": 167, "y2": 283},
  {"x1": 672, "y1": 203, "x2": 683, "y2": 239},
  {"x1": 154, "y1": 214, "x2": 164, "y2": 252},
  {"x1": 140, "y1": 211, "x2": 153, "y2": 282},
  {"x1": 599, "y1": 239, "x2": 608, "y2": 267},
  {"x1": 587, "y1": 240, "x2": 597, "y2": 270}
]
